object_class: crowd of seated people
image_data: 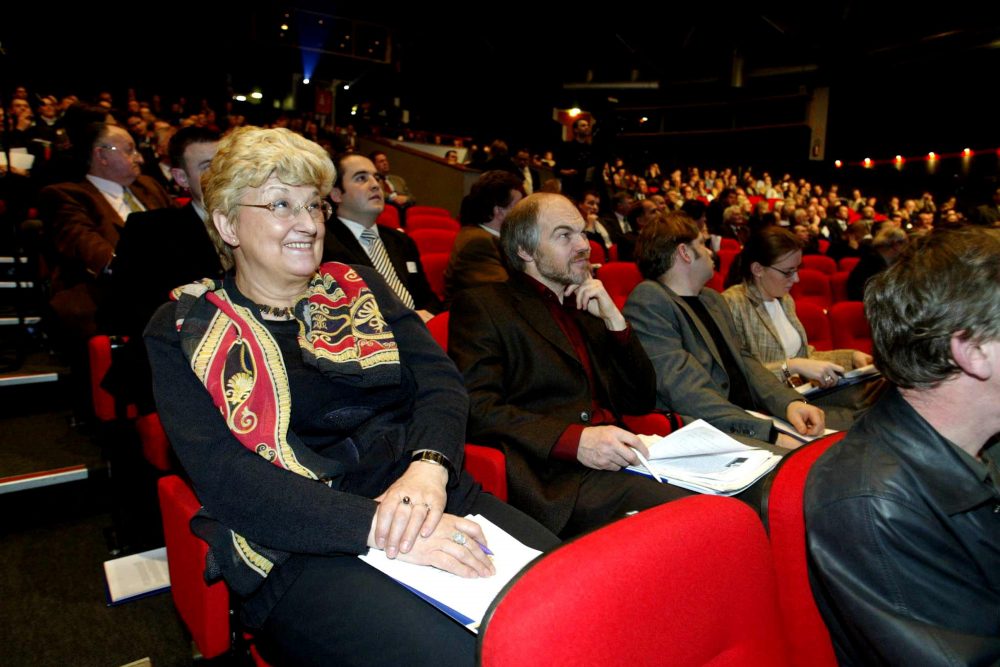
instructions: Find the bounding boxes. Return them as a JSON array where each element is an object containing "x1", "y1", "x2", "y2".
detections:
[{"x1": 3, "y1": 84, "x2": 998, "y2": 665}]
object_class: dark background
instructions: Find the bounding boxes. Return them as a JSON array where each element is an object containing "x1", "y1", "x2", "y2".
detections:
[{"x1": 4, "y1": 3, "x2": 999, "y2": 197}]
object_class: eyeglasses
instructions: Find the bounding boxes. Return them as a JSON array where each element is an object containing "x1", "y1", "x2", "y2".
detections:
[
  {"x1": 238, "y1": 199, "x2": 333, "y2": 222},
  {"x1": 99, "y1": 144, "x2": 141, "y2": 160},
  {"x1": 766, "y1": 265, "x2": 800, "y2": 278}
]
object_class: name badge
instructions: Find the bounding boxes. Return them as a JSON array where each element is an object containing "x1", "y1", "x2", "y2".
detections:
[{"x1": 406, "y1": 261, "x2": 418, "y2": 273}]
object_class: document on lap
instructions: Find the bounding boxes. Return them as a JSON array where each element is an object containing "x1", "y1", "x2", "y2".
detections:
[
  {"x1": 625, "y1": 419, "x2": 782, "y2": 495},
  {"x1": 794, "y1": 364, "x2": 881, "y2": 398},
  {"x1": 358, "y1": 514, "x2": 542, "y2": 634},
  {"x1": 745, "y1": 409, "x2": 838, "y2": 444}
]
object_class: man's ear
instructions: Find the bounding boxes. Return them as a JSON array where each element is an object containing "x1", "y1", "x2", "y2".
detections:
[
  {"x1": 171, "y1": 168, "x2": 189, "y2": 190},
  {"x1": 950, "y1": 334, "x2": 992, "y2": 381},
  {"x1": 214, "y1": 210, "x2": 238, "y2": 248},
  {"x1": 517, "y1": 246, "x2": 535, "y2": 265},
  {"x1": 676, "y1": 243, "x2": 693, "y2": 264},
  {"x1": 330, "y1": 186, "x2": 344, "y2": 204}
]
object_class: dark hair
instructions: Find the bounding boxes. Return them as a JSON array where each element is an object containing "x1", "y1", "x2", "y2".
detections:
[
  {"x1": 332, "y1": 152, "x2": 371, "y2": 191},
  {"x1": 681, "y1": 199, "x2": 707, "y2": 220},
  {"x1": 167, "y1": 126, "x2": 220, "y2": 172},
  {"x1": 731, "y1": 227, "x2": 803, "y2": 285},
  {"x1": 368, "y1": 150, "x2": 387, "y2": 163},
  {"x1": 635, "y1": 211, "x2": 700, "y2": 280},
  {"x1": 461, "y1": 170, "x2": 523, "y2": 226},
  {"x1": 866, "y1": 227, "x2": 1000, "y2": 389}
]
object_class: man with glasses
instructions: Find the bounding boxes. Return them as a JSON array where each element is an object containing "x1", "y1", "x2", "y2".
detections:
[
  {"x1": 624, "y1": 211, "x2": 825, "y2": 447},
  {"x1": 99, "y1": 127, "x2": 223, "y2": 413},
  {"x1": 40, "y1": 121, "x2": 173, "y2": 342}
]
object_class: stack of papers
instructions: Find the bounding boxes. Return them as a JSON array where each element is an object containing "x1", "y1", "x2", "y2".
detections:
[
  {"x1": 103, "y1": 547, "x2": 171, "y2": 606},
  {"x1": 746, "y1": 410, "x2": 838, "y2": 444},
  {"x1": 794, "y1": 364, "x2": 881, "y2": 398},
  {"x1": 626, "y1": 420, "x2": 782, "y2": 495},
  {"x1": 359, "y1": 514, "x2": 542, "y2": 633}
]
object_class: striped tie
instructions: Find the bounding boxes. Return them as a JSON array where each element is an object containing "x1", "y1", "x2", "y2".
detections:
[
  {"x1": 360, "y1": 228, "x2": 415, "y2": 309},
  {"x1": 121, "y1": 187, "x2": 145, "y2": 215}
]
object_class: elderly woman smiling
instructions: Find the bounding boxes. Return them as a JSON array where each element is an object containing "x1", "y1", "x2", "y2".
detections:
[{"x1": 144, "y1": 127, "x2": 557, "y2": 666}]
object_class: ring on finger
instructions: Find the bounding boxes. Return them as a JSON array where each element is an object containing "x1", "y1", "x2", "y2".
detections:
[
  {"x1": 401, "y1": 496, "x2": 411, "y2": 505},
  {"x1": 451, "y1": 531, "x2": 467, "y2": 546}
]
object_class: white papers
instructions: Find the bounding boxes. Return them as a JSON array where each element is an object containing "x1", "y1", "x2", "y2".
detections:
[
  {"x1": 626, "y1": 419, "x2": 782, "y2": 495},
  {"x1": 746, "y1": 410, "x2": 838, "y2": 443},
  {"x1": 359, "y1": 514, "x2": 542, "y2": 633},
  {"x1": 103, "y1": 547, "x2": 170, "y2": 605},
  {"x1": 0, "y1": 149, "x2": 35, "y2": 171}
]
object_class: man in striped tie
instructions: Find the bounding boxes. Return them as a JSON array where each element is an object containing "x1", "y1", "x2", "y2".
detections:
[{"x1": 324, "y1": 154, "x2": 441, "y2": 321}]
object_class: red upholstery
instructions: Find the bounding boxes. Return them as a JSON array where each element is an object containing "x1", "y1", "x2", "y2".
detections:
[
  {"x1": 158, "y1": 475, "x2": 232, "y2": 660},
  {"x1": 830, "y1": 271, "x2": 850, "y2": 303},
  {"x1": 766, "y1": 198, "x2": 782, "y2": 211},
  {"x1": 479, "y1": 496, "x2": 791, "y2": 666},
  {"x1": 818, "y1": 239, "x2": 830, "y2": 254},
  {"x1": 88, "y1": 335, "x2": 138, "y2": 421},
  {"x1": 829, "y1": 301, "x2": 872, "y2": 354},
  {"x1": 801, "y1": 255, "x2": 836, "y2": 275},
  {"x1": 596, "y1": 262, "x2": 641, "y2": 310},
  {"x1": 837, "y1": 256, "x2": 860, "y2": 273},
  {"x1": 408, "y1": 228, "x2": 458, "y2": 255},
  {"x1": 425, "y1": 311, "x2": 449, "y2": 351},
  {"x1": 706, "y1": 270, "x2": 725, "y2": 292},
  {"x1": 420, "y1": 252, "x2": 450, "y2": 301},
  {"x1": 795, "y1": 302, "x2": 832, "y2": 351},
  {"x1": 790, "y1": 269, "x2": 832, "y2": 309},
  {"x1": 719, "y1": 237, "x2": 741, "y2": 251},
  {"x1": 136, "y1": 413, "x2": 172, "y2": 472},
  {"x1": 376, "y1": 206, "x2": 401, "y2": 230},
  {"x1": 407, "y1": 205, "x2": 451, "y2": 218},
  {"x1": 464, "y1": 444, "x2": 508, "y2": 501},
  {"x1": 405, "y1": 215, "x2": 460, "y2": 232},
  {"x1": 764, "y1": 433, "x2": 846, "y2": 667},
  {"x1": 621, "y1": 411, "x2": 680, "y2": 437},
  {"x1": 716, "y1": 247, "x2": 740, "y2": 285},
  {"x1": 588, "y1": 239, "x2": 607, "y2": 264}
]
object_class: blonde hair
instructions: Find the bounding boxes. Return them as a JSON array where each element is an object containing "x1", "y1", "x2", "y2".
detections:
[{"x1": 202, "y1": 126, "x2": 335, "y2": 267}]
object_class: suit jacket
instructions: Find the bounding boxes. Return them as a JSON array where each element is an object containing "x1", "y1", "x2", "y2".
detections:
[
  {"x1": 322, "y1": 218, "x2": 441, "y2": 313},
  {"x1": 442, "y1": 226, "x2": 508, "y2": 308},
  {"x1": 449, "y1": 274, "x2": 656, "y2": 533},
  {"x1": 97, "y1": 203, "x2": 225, "y2": 413},
  {"x1": 721, "y1": 282, "x2": 855, "y2": 380},
  {"x1": 624, "y1": 280, "x2": 802, "y2": 441},
  {"x1": 384, "y1": 174, "x2": 413, "y2": 203},
  {"x1": 40, "y1": 175, "x2": 173, "y2": 336},
  {"x1": 601, "y1": 213, "x2": 636, "y2": 260}
]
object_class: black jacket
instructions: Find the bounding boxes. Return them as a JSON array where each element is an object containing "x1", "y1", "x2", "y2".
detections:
[{"x1": 805, "y1": 387, "x2": 1000, "y2": 666}]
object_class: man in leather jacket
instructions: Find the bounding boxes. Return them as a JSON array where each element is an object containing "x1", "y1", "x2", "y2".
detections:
[{"x1": 805, "y1": 227, "x2": 1000, "y2": 665}]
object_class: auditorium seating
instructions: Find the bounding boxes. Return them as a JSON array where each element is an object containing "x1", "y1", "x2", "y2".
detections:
[
  {"x1": 790, "y1": 269, "x2": 832, "y2": 308},
  {"x1": 801, "y1": 255, "x2": 836, "y2": 275},
  {"x1": 420, "y1": 252, "x2": 450, "y2": 301},
  {"x1": 406, "y1": 214, "x2": 460, "y2": 232},
  {"x1": 589, "y1": 239, "x2": 608, "y2": 264},
  {"x1": 408, "y1": 228, "x2": 458, "y2": 255},
  {"x1": 376, "y1": 206, "x2": 402, "y2": 229},
  {"x1": 763, "y1": 433, "x2": 846, "y2": 667},
  {"x1": 795, "y1": 302, "x2": 833, "y2": 351},
  {"x1": 830, "y1": 271, "x2": 850, "y2": 303},
  {"x1": 829, "y1": 301, "x2": 873, "y2": 354},
  {"x1": 596, "y1": 262, "x2": 642, "y2": 310},
  {"x1": 407, "y1": 205, "x2": 451, "y2": 218},
  {"x1": 837, "y1": 256, "x2": 860, "y2": 273},
  {"x1": 479, "y1": 496, "x2": 792, "y2": 666}
]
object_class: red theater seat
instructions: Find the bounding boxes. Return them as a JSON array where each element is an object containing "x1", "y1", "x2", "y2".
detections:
[
  {"x1": 408, "y1": 228, "x2": 457, "y2": 255},
  {"x1": 790, "y1": 269, "x2": 832, "y2": 309},
  {"x1": 801, "y1": 255, "x2": 837, "y2": 275},
  {"x1": 763, "y1": 433, "x2": 846, "y2": 667},
  {"x1": 596, "y1": 262, "x2": 642, "y2": 310},
  {"x1": 479, "y1": 496, "x2": 791, "y2": 666},
  {"x1": 795, "y1": 302, "x2": 833, "y2": 351},
  {"x1": 829, "y1": 301, "x2": 872, "y2": 354}
]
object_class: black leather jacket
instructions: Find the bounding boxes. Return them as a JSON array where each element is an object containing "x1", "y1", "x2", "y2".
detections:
[{"x1": 805, "y1": 387, "x2": 1000, "y2": 666}]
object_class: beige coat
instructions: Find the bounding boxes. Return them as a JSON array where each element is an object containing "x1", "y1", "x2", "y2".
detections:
[{"x1": 722, "y1": 283, "x2": 855, "y2": 381}]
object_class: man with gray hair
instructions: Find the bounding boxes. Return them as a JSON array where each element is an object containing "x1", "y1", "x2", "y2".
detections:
[
  {"x1": 448, "y1": 193, "x2": 690, "y2": 537},
  {"x1": 806, "y1": 227, "x2": 1000, "y2": 665}
]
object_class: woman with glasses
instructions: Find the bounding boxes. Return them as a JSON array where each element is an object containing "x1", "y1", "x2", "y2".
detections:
[
  {"x1": 145, "y1": 127, "x2": 557, "y2": 666},
  {"x1": 722, "y1": 227, "x2": 879, "y2": 427}
]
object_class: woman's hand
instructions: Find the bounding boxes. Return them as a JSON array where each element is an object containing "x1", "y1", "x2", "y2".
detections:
[
  {"x1": 392, "y1": 514, "x2": 496, "y2": 578},
  {"x1": 790, "y1": 357, "x2": 844, "y2": 388},
  {"x1": 852, "y1": 350, "x2": 873, "y2": 369},
  {"x1": 373, "y1": 461, "x2": 448, "y2": 558}
]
